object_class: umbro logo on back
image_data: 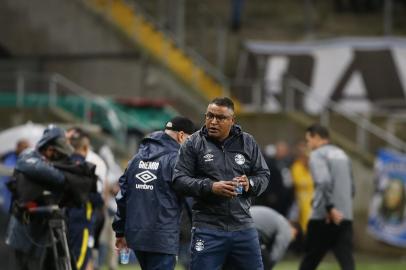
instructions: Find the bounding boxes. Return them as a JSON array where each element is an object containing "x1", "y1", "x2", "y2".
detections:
[{"x1": 135, "y1": 171, "x2": 157, "y2": 184}]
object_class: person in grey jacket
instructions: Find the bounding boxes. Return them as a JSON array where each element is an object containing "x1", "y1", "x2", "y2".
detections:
[
  {"x1": 250, "y1": 206, "x2": 297, "y2": 270},
  {"x1": 173, "y1": 97, "x2": 270, "y2": 270},
  {"x1": 299, "y1": 124, "x2": 355, "y2": 270}
]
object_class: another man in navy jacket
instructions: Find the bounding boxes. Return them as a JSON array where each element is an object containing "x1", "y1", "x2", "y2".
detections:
[
  {"x1": 172, "y1": 97, "x2": 270, "y2": 270},
  {"x1": 113, "y1": 116, "x2": 195, "y2": 270}
]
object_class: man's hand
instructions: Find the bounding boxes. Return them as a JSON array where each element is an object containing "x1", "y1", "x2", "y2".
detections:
[
  {"x1": 234, "y1": 175, "x2": 250, "y2": 192},
  {"x1": 326, "y1": 208, "x2": 344, "y2": 225},
  {"x1": 115, "y1": 237, "x2": 128, "y2": 251},
  {"x1": 212, "y1": 181, "x2": 238, "y2": 198}
]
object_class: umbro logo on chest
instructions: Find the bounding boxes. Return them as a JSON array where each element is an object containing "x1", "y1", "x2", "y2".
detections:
[{"x1": 203, "y1": 153, "x2": 214, "y2": 162}]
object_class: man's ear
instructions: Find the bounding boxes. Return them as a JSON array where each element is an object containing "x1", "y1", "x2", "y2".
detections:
[{"x1": 177, "y1": 131, "x2": 184, "y2": 144}]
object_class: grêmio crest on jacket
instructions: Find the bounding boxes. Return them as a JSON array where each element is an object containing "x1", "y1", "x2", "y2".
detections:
[
  {"x1": 234, "y1": 153, "x2": 245, "y2": 165},
  {"x1": 231, "y1": 152, "x2": 252, "y2": 173}
]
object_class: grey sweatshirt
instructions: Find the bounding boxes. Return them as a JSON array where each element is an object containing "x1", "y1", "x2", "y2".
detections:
[
  {"x1": 250, "y1": 206, "x2": 292, "y2": 262},
  {"x1": 309, "y1": 144, "x2": 355, "y2": 220}
]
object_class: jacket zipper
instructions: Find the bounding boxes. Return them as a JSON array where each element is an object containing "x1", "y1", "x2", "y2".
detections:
[{"x1": 221, "y1": 144, "x2": 231, "y2": 232}]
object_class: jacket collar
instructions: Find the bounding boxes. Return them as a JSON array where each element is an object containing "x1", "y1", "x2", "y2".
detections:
[{"x1": 200, "y1": 124, "x2": 242, "y2": 145}]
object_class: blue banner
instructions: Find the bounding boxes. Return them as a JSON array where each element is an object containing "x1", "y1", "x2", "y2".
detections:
[{"x1": 368, "y1": 149, "x2": 406, "y2": 247}]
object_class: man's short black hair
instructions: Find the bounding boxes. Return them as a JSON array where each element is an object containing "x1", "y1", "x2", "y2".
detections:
[
  {"x1": 210, "y1": 97, "x2": 234, "y2": 112},
  {"x1": 306, "y1": 123, "x2": 330, "y2": 139}
]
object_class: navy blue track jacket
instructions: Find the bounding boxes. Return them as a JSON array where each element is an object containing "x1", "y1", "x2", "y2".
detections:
[
  {"x1": 172, "y1": 125, "x2": 270, "y2": 231},
  {"x1": 112, "y1": 131, "x2": 183, "y2": 255}
]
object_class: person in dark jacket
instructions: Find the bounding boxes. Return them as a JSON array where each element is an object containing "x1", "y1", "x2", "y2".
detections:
[
  {"x1": 172, "y1": 97, "x2": 270, "y2": 270},
  {"x1": 5, "y1": 125, "x2": 72, "y2": 270},
  {"x1": 113, "y1": 116, "x2": 195, "y2": 270},
  {"x1": 5, "y1": 125, "x2": 97, "y2": 270}
]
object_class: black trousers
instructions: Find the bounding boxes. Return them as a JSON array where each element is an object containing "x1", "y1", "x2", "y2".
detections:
[{"x1": 299, "y1": 220, "x2": 355, "y2": 270}]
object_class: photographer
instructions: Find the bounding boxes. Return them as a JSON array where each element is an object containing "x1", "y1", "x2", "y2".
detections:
[{"x1": 5, "y1": 125, "x2": 96, "y2": 270}]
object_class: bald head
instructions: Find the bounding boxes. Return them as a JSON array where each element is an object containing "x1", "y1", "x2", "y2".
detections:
[{"x1": 16, "y1": 139, "x2": 30, "y2": 155}]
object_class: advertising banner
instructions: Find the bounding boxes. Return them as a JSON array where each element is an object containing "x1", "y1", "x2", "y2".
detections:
[
  {"x1": 368, "y1": 149, "x2": 406, "y2": 247},
  {"x1": 237, "y1": 38, "x2": 406, "y2": 113}
]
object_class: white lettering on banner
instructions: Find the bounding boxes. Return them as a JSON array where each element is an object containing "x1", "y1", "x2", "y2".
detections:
[
  {"x1": 393, "y1": 47, "x2": 406, "y2": 98},
  {"x1": 254, "y1": 39, "x2": 406, "y2": 114},
  {"x1": 304, "y1": 47, "x2": 353, "y2": 114},
  {"x1": 264, "y1": 56, "x2": 289, "y2": 112},
  {"x1": 139, "y1": 161, "x2": 159, "y2": 170}
]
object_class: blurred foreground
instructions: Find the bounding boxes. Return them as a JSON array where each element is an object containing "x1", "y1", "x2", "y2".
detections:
[{"x1": 106, "y1": 253, "x2": 406, "y2": 270}]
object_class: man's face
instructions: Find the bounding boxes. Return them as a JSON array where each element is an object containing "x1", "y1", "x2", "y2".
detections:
[
  {"x1": 205, "y1": 103, "x2": 234, "y2": 142},
  {"x1": 305, "y1": 132, "x2": 319, "y2": 151},
  {"x1": 43, "y1": 146, "x2": 64, "y2": 161}
]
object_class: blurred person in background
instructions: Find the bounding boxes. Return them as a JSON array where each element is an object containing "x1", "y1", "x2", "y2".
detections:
[
  {"x1": 299, "y1": 124, "x2": 355, "y2": 270},
  {"x1": 99, "y1": 144, "x2": 122, "y2": 270},
  {"x1": 0, "y1": 139, "x2": 30, "y2": 269},
  {"x1": 291, "y1": 141, "x2": 314, "y2": 234},
  {"x1": 257, "y1": 141, "x2": 295, "y2": 218},
  {"x1": 0, "y1": 139, "x2": 30, "y2": 214},
  {"x1": 172, "y1": 97, "x2": 270, "y2": 270},
  {"x1": 67, "y1": 127, "x2": 107, "y2": 270},
  {"x1": 113, "y1": 116, "x2": 195, "y2": 270},
  {"x1": 67, "y1": 128, "x2": 106, "y2": 270},
  {"x1": 246, "y1": 205, "x2": 298, "y2": 270}
]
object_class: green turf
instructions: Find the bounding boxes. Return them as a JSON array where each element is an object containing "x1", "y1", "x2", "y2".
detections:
[
  {"x1": 274, "y1": 260, "x2": 406, "y2": 270},
  {"x1": 107, "y1": 259, "x2": 406, "y2": 270}
]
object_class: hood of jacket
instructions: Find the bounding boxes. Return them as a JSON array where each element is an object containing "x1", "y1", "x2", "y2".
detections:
[{"x1": 137, "y1": 131, "x2": 179, "y2": 161}]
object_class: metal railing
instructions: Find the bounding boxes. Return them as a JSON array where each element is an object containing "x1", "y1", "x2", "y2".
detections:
[
  {"x1": 231, "y1": 74, "x2": 406, "y2": 155},
  {"x1": 0, "y1": 71, "x2": 129, "y2": 143},
  {"x1": 284, "y1": 76, "x2": 406, "y2": 153},
  {"x1": 124, "y1": 0, "x2": 229, "y2": 88},
  {"x1": 82, "y1": 0, "x2": 230, "y2": 97}
]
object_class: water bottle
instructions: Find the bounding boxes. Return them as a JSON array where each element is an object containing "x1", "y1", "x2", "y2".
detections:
[
  {"x1": 235, "y1": 181, "x2": 243, "y2": 195},
  {"x1": 120, "y1": 248, "x2": 130, "y2": 265}
]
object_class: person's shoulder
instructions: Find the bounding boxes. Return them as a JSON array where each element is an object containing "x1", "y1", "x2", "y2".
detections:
[
  {"x1": 242, "y1": 131, "x2": 255, "y2": 140},
  {"x1": 18, "y1": 148, "x2": 38, "y2": 160},
  {"x1": 183, "y1": 130, "x2": 203, "y2": 147},
  {"x1": 309, "y1": 148, "x2": 324, "y2": 161},
  {"x1": 240, "y1": 131, "x2": 260, "y2": 148},
  {"x1": 323, "y1": 144, "x2": 349, "y2": 160},
  {"x1": 87, "y1": 150, "x2": 107, "y2": 167}
]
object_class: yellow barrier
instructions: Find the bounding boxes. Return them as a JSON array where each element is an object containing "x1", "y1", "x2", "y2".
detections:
[{"x1": 84, "y1": 0, "x2": 241, "y2": 113}]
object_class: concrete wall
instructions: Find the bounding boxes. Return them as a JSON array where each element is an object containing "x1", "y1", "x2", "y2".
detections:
[{"x1": 0, "y1": 0, "x2": 207, "y2": 120}]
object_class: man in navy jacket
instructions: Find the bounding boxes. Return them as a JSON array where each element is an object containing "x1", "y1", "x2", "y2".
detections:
[
  {"x1": 172, "y1": 97, "x2": 270, "y2": 270},
  {"x1": 113, "y1": 116, "x2": 195, "y2": 270}
]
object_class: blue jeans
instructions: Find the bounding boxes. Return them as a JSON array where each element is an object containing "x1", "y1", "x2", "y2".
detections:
[{"x1": 190, "y1": 227, "x2": 263, "y2": 270}]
